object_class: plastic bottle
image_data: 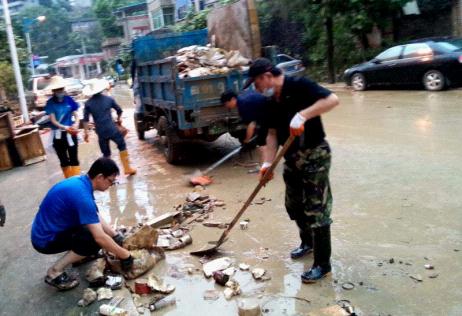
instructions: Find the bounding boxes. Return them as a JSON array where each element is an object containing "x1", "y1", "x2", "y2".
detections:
[{"x1": 149, "y1": 296, "x2": 176, "y2": 311}]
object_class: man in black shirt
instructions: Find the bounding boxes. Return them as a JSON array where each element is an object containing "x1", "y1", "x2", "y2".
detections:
[{"x1": 243, "y1": 58, "x2": 339, "y2": 283}]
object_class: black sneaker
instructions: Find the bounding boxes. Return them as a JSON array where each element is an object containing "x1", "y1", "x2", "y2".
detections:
[
  {"x1": 301, "y1": 265, "x2": 331, "y2": 283},
  {"x1": 290, "y1": 244, "x2": 313, "y2": 259}
]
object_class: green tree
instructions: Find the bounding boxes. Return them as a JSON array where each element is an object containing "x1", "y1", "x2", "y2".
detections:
[{"x1": 16, "y1": 4, "x2": 103, "y2": 63}]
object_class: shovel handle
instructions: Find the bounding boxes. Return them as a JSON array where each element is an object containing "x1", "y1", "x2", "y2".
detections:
[{"x1": 216, "y1": 135, "x2": 296, "y2": 245}]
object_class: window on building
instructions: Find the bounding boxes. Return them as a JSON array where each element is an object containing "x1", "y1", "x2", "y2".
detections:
[
  {"x1": 163, "y1": 6, "x2": 174, "y2": 26},
  {"x1": 152, "y1": 9, "x2": 163, "y2": 29}
]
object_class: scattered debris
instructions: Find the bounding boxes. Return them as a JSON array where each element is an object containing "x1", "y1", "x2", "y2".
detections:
[
  {"x1": 203, "y1": 221, "x2": 228, "y2": 229},
  {"x1": 238, "y1": 299, "x2": 262, "y2": 316},
  {"x1": 149, "y1": 296, "x2": 176, "y2": 311},
  {"x1": 145, "y1": 211, "x2": 182, "y2": 229},
  {"x1": 424, "y1": 264, "x2": 434, "y2": 270},
  {"x1": 147, "y1": 275, "x2": 175, "y2": 294},
  {"x1": 174, "y1": 45, "x2": 250, "y2": 79},
  {"x1": 337, "y1": 300, "x2": 355, "y2": 315},
  {"x1": 240, "y1": 220, "x2": 249, "y2": 230},
  {"x1": 107, "y1": 248, "x2": 165, "y2": 280},
  {"x1": 99, "y1": 304, "x2": 128, "y2": 316},
  {"x1": 97, "y1": 287, "x2": 114, "y2": 301},
  {"x1": 389, "y1": 258, "x2": 395, "y2": 264},
  {"x1": 410, "y1": 274, "x2": 423, "y2": 282},
  {"x1": 78, "y1": 288, "x2": 97, "y2": 307},
  {"x1": 428, "y1": 273, "x2": 439, "y2": 279},
  {"x1": 134, "y1": 279, "x2": 151, "y2": 295},
  {"x1": 122, "y1": 225, "x2": 159, "y2": 250},
  {"x1": 223, "y1": 267, "x2": 237, "y2": 276},
  {"x1": 86, "y1": 258, "x2": 106, "y2": 284},
  {"x1": 187, "y1": 192, "x2": 202, "y2": 202},
  {"x1": 224, "y1": 279, "x2": 241, "y2": 300},
  {"x1": 203, "y1": 257, "x2": 232, "y2": 277},
  {"x1": 251, "y1": 268, "x2": 266, "y2": 280},
  {"x1": 203, "y1": 290, "x2": 220, "y2": 301},
  {"x1": 239, "y1": 263, "x2": 250, "y2": 271},
  {"x1": 213, "y1": 271, "x2": 230, "y2": 286},
  {"x1": 341, "y1": 282, "x2": 355, "y2": 290}
]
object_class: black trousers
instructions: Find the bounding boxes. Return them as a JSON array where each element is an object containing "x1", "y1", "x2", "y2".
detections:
[
  {"x1": 33, "y1": 226, "x2": 100, "y2": 257},
  {"x1": 53, "y1": 133, "x2": 79, "y2": 167}
]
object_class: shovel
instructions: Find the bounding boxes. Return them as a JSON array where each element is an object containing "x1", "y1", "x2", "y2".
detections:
[
  {"x1": 190, "y1": 135, "x2": 295, "y2": 256},
  {"x1": 189, "y1": 136, "x2": 257, "y2": 186}
]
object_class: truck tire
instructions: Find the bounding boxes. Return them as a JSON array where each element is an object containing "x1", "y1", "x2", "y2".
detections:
[
  {"x1": 134, "y1": 113, "x2": 145, "y2": 140},
  {"x1": 164, "y1": 130, "x2": 181, "y2": 164}
]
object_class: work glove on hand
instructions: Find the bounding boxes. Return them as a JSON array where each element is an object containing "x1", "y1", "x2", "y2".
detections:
[
  {"x1": 290, "y1": 112, "x2": 307, "y2": 136},
  {"x1": 0, "y1": 204, "x2": 5, "y2": 227},
  {"x1": 259, "y1": 162, "x2": 274, "y2": 185},
  {"x1": 120, "y1": 255, "x2": 134, "y2": 272},
  {"x1": 112, "y1": 233, "x2": 125, "y2": 246}
]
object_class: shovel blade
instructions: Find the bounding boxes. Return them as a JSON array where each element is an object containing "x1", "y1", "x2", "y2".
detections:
[{"x1": 190, "y1": 245, "x2": 219, "y2": 256}]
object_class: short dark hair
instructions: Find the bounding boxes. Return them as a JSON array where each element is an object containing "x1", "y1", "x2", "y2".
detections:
[
  {"x1": 243, "y1": 58, "x2": 282, "y2": 89},
  {"x1": 220, "y1": 90, "x2": 238, "y2": 104},
  {"x1": 88, "y1": 158, "x2": 120, "y2": 179}
]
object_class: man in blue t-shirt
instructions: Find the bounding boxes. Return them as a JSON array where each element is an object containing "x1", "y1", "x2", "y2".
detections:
[{"x1": 31, "y1": 158, "x2": 133, "y2": 290}]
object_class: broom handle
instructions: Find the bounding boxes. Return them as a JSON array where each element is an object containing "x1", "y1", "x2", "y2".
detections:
[{"x1": 217, "y1": 135, "x2": 296, "y2": 244}]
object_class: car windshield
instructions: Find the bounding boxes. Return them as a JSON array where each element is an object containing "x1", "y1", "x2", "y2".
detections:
[{"x1": 433, "y1": 42, "x2": 461, "y2": 53}]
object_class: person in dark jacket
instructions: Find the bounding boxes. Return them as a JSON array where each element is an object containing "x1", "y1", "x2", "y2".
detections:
[{"x1": 82, "y1": 79, "x2": 136, "y2": 176}]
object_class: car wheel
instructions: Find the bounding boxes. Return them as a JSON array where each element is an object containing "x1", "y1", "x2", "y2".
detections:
[
  {"x1": 423, "y1": 70, "x2": 445, "y2": 91},
  {"x1": 351, "y1": 73, "x2": 367, "y2": 91}
]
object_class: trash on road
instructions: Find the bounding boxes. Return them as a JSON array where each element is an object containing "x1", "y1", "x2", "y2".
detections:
[
  {"x1": 134, "y1": 279, "x2": 151, "y2": 295},
  {"x1": 97, "y1": 287, "x2": 114, "y2": 301},
  {"x1": 99, "y1": 304, "x2": 128, "y2": 316},
  {"x1": 224, "y1": 279, "x2": 241, "y2": 300},
  {"x1": 147, "y1": 275, "x2": 176, "y2": 294},
  {"x1": 240, "y1": 220, "x2": 249, "y2": 230},
  {"x1": 106, "y1": 275, "x2": 123, "y2": 290},
  {"x1": 149, "y1": 296, "x2": 176, "y2": 311},
  {"x1": 86, "y1": 258, "x2": 106, "y2": 285},
  {"x1": 107, "y1": 248, "x2": 165, "y2": 280},
  {"x1": 78, "y1": 288, "x2": 97, "y2": 307},
  {"x1": 251, "y1": 268, "x2": 266, "y2": 280},
  {"x1": 238, "y1": 299, "x2": 262, "y2": 316},
  {"x1": 239, "y1": 263, "x2": 250, "y2": 271},
  {"x1": 213, "y1": 271, "x2": 230, "y2": 286},
  {"x1": 424, "y1": 264, "x2": 434, "y2": 270},
  {"x1": 122, "y1": 225, "x2": 158, "y2": 250},
  {"x1": 410, "y1": 274, "x2": 423, "y2": 282},
  {"x1": 203, "y1": 257, "x2": 232, "y2": 277},
  {"x1": 341, "y1": 282, "x2": 355, "y2": 290}
]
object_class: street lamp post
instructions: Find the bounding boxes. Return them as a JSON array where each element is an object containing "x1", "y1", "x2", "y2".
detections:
[
  {"x1": 23, "y1": 16, "x2": 46, "y2": 77},
  {"x1": 1, "y1": 0, "x2": 29, "y2": 122}
]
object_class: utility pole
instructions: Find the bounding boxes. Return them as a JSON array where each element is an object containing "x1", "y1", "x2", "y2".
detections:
[{"x1": 2, "y1": 0, "x2": 29, "y2": 122}]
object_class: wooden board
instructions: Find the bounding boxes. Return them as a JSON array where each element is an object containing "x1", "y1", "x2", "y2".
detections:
[
  {"x1": 13, "y1": 128, "x2": 46, "y2": 166},
  {"x1": 0, "y1": 113, "x2": 14, "y2": 141},
  {"x1": 0, "y1": 140, "x2": 13, "y2": 171}
]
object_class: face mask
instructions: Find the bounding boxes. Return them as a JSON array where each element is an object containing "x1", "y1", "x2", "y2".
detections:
[
  {"x1": 262, "y1": 87, "x2": 275, "y2": 97},
  {"x1": 55, "y1": 92, "x2": 65, "y2": 101}
]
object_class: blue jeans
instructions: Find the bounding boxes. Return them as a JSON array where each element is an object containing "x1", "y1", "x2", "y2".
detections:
[{"x1": 97, "y1": 130, "x2": 126, "y2": 157}]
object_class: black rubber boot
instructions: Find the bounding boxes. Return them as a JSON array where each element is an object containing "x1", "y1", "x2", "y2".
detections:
[
  {"x1": 290, "y1": 227, "x2": 313, "y2": 259},
  {"x1": 301, "y1": 225, "x2": 332, "y2": 283}
]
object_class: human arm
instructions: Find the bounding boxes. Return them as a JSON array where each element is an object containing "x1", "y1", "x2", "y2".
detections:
[
  {"x1": 259, "y1": 128, "x2": 278, "y2": 184},
  {"x1": 87, "y1": 223, "x2": 130, "y2": 259},
  {"x1": 111, "y1": 98, "x2": 123, "y2": 123},
  {"x1": 244, "y1": 122, "x2": 257, "y2": 144},
  {"x1": 98, "y1": 214, "x2": 117, "y2": 237},
  {"x1": 299, "y1": 93, "x2": 339, "y2": 121}
]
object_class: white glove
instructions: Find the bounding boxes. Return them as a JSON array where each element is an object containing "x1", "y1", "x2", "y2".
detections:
[{"x1": 290, "y1": 112, "x2": 307, "y2": 136}]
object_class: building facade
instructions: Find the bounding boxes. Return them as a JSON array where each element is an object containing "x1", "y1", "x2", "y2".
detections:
[{"x1": 114, "y1": 2, "x2": 151, "y2": 42}]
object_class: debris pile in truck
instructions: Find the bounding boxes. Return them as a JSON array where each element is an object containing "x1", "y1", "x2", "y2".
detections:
[{"x1": 174, "y1": 45, "x2": 251, "y2": 78}]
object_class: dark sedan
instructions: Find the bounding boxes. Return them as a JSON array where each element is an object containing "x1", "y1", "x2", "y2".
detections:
[{"x1": 344, "y1": 41, "x2": 462, "y2": 91}]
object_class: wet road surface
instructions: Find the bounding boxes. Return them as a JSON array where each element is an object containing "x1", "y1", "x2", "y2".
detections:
[{"x1": 0, "y1": 85, "x2": 461, "y2": 315}]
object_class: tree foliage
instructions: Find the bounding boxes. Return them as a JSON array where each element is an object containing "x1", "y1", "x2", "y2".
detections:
[
  {"x1": 258, "y1": 0, "x2": 409, "y2": 82},
  {"x1": 15, "y1": 4, "x2": 103, "y2": 62}
]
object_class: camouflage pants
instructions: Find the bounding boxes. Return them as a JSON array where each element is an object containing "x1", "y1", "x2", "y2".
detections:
[{"x1": 283, "y1": 141, "x2": 333, "y2": 230}]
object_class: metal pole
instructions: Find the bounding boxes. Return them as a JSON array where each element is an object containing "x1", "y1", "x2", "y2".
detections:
[
  {"x1": 25, "y1": 31, "x2": 35, "y2": 76},
  {"x1": 2, "y1": 0, "x2": 29, "y2": 122}
]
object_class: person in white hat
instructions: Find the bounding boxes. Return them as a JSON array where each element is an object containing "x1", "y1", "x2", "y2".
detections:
[
  {"x1": 82, "y1": 79, "x2": 136, "y2": 176},
  {"x1": 45, "y1": 76, "x2": 81, "y2": 178}
]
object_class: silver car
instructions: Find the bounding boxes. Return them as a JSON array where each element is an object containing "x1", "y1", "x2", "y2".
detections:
[{"x1": 276, "y1": 54, "x2": 305, "y2": 77}]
